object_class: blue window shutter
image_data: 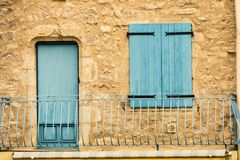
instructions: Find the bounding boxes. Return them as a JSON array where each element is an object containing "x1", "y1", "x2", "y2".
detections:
[
  {"x1": 129, "y1": 24, "x2": 156, "y2": 107},
  {"x1": 129, "y1": 23, "x2": 192, "y2": 107},
  {"x1": 167, "y1": 23, "x2": 192, "y2": 107},
  {"x1": 176, "y1": 23, "x2": 192, "y2": 106},
  {"x1": 181, "y1": 24, "x2": 192, "y2": 95}
]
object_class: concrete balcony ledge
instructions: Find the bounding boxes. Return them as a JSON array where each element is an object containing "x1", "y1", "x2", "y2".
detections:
[{"x1": 13, "y1": 150, "x2": 228, "y2": 159}]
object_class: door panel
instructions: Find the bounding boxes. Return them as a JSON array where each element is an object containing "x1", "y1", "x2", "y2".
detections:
[{"x1": 37, "y1": 42, "x2": 78, "y2": 148}]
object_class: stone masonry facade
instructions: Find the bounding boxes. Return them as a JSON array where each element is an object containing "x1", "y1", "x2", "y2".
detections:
[
  {"x1": 0, "y1": 0, "x2": 236, "y2": 96},
  {"x1": 0, "y1": 0, "x2": 237, "y2": 150}
]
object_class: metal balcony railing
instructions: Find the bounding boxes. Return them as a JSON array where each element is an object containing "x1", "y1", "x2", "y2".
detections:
[{"x1": 0, "y1": 94, "x2": 238, "y2": 149}]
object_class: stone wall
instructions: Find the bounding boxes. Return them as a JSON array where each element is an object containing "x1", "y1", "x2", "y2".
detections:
[
  {"x1": 0, "y1": 0, "x2": 237, "y2": 150},
  {"x1": 0, "y1": 0, "x2": 236, "y2": 96}
]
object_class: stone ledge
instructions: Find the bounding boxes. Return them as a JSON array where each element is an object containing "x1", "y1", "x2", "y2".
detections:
[
  {"x1": 0, "y1": 152, "x2": 12, "y2": 160},
  {"x1": 13, "y1": 150, "x2": 227, "y2": 159}
]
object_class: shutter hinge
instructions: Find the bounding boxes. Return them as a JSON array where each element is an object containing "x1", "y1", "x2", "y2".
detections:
[
  {"x1": 166, "y1": 94, "x2": 195, "y2": 98},
  {"x1": 127, "y1": 32, "x2": 155, "y2": 38},
  {"x1": 165, "y1": 31, "x2": 194, "y2": 36},
  {"x1": 128, "y1": 95, "x2": 156, "y2": 98}
]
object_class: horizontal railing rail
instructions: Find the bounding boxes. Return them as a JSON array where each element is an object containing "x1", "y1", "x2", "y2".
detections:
[{"x1": 0, "y1": 94, "x2": 237, "y2": 149}]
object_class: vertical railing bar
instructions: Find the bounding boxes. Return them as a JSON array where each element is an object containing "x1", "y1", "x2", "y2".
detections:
[
  {"x1": 0, "y1": 100, "x2": 4, "y2": 147},
  {"x1": 184, "y1": 99, "x2": 187, "y2": 145},
  {"x1": 206, "y1": 98, "x2": 210, "y2": 144},
  {"x1": 123, "y1": 100, "x2": 127, "y2": 145},
  {"x1": 0, "y1": 101, "x2": 1, "y2": 122},
  {"x1": 15, "y1": 102, "x2": 19, "y2": 147},
  {"x1": 214, "y1": 98, "x2": 217, "y2": 144},
  {"x1": 131, "y1": 100, "x2": 135, "y2": 145},
  {"x1": 52, "y1": 101, "x2": 56, "y2": 147},
  {"x1": 117, "y1": 100, "x2": 121, "y2": 145},
  {"x1": 95, "y1": 100, "x2": 99, "y2": 145},
  {"x1": 138, "y1": 100, "x2": 142, "y2": 145},
  {"x1": 154, "y1": 99, "x2": 157, "y2": 145},
  {"x1": 44, "y1": 101, "x2": 48, "y2": 147},
  {"x1": 22, "y1": 100, "x2": 27, "y2": 147},
  {"x1": 88, "y1": 100, "x2": 93, "y2": 145},
  {"x1": 162, "y1": 100, "x2": 165, "y2": 145},
  {"x1": 37, "y1": 102, "x2": 41, "y2": 147},
  {"x1": 169, "y1": 99, "x2": 172, "y2": 145},
  {"x1": 67, "y1": 101, "x2": 71, "y2": 147},
  {"x1": 109, "y1": 100, "x2": 113, "y2": 145},
  {"x1": 59, "y1": 101, "x2": 64, "y2": 147},
  {"x1": 30, "y1": 101, "x2": 34, "y2": 147},
  {"x1": 229, "y1": 98, "x2": 233, "y2": 144},
  {"x1": 191, "y1": 98, "x2": 195, "y2": 145},
  {"x1": 176, "y1": 99, "x2": 180, "y2": 145},
  {"x1": 199, "y1": 98, "x2": 202, "y2": 145},
  {"x1": 102, "y1": 100, "x2": 106, "y2": 145},
  {"x1": 8, "y1": 101, "x2": 12, "y2": 147},
  {"x1": 222, "y1": 98, "x2": 225, "y2": 144},
  {"x1": 74, "y1": 99, "x2": 79, "y2": 147},
  {"x1": 234, "y1": 118, "x2": 238, "y2": 146},
  {"x1": 81, "y1": 100, "x2": 85, "y2": 146},
  {"x1": 146, "y1": 99, "x2": 150, "y2": 145},
  {"x1": 0, "y1": 100, "x2": 5, "y2": 147}
]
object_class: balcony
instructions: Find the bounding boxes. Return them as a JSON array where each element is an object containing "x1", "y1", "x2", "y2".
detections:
[{"x1": 0, "y1": 94, "x2": 239, "y2": 151}]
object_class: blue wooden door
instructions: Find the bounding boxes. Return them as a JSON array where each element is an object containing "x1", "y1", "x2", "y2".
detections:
[
  {"x1": 129, "y1": 23, "x2": 192, "y2": 107},
  {"x1": 37, "y1": 42, "x2": 78, "y2": 148}
]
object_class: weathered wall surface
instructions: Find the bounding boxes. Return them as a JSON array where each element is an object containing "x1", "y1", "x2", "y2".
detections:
[
  {"x1": 0, "y1": 0, "x2": 237, "y2": 151},
  {"x1": 0, "y1": 0, "x2": 236, "y2": 96}
]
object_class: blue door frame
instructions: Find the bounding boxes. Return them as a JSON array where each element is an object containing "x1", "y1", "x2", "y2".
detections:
[{"x1": 36, "y1": 41, "x2": 79, "y2": 148}]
